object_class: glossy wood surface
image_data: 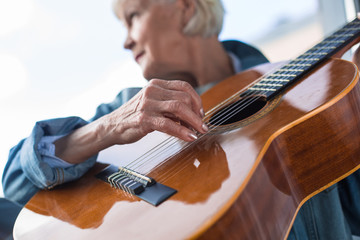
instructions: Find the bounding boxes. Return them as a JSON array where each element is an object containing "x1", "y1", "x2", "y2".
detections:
[{"x1": 14, "y1": 58, "x2": 360, "y2": 240}]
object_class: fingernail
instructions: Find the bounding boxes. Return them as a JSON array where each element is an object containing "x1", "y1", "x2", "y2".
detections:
[
  {"x1": 189, "y1": 132, "x2": 198, "y2": 140},
  {"x1": 202, "y1": 123, "x2": 208, "y2": 132},
  {"x1": 200, "y1": 108, "x2": 205, "y2": 118}
]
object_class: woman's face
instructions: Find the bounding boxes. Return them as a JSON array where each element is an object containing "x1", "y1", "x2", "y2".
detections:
[{"x1": 117, "y1": 0, "x2": 194, "y2": 81}]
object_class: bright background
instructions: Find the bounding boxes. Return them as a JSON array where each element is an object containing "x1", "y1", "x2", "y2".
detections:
[{"x1": 0, "y1": 0, "x2": 323, "y2": 196}]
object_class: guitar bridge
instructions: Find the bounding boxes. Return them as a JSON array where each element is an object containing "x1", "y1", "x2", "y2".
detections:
[
  {"x1": 96, "y1": 165, "x2": 177, "y2": 206},
  {"x1": 107, "y1": 167, "x2": 155, "y2": 195}
]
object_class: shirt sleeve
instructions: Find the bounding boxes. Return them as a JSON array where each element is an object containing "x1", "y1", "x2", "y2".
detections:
[
  {"x1": 2, "y1": 117, "x2": 97, "y2": 206},
  {"x1": 2, "y1": 87, "x2": 143, "y2": 206},
  {"x1": 38, "y1": 135, "x2": 74, "y2": 168}
]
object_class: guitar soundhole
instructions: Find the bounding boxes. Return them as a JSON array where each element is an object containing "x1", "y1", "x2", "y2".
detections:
[{"x1": 209, "y1": 96, "x2": 267, "y2": 126}]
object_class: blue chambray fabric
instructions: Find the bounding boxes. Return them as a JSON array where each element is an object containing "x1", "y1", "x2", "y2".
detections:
[
  {"x1": 0, "y1": 198, "x2": 21, "y2": 239},
  {"x1": 2, "y1": 117, "x2": 97, "y2": 205},
  {"x1": 339, "y1": 172, "x2": 360, "y2": 237},
  {"x1": 288, "y1": 184, "x2": 353, "y2": 240}
]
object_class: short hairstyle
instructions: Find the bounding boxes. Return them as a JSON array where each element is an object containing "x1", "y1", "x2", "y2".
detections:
[
  {"x1": 113, "y1": 0, "x2": 225, "y2": 37},
  {"x1": 183, "y1": 0, "x2": 225, "y2": 38}
]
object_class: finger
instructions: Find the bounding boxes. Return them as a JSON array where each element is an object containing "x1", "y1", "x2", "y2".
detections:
[
  {"x1": 163, "y1": 113, "x2": 199, "y2": 133},
  {"x1": 150, "y1": 79, "x2": 204, "y2": 117},
  {"x1": 139, "y1": 94, "x2": 207, "y2": 135},
  {"x1": 149, "y1": 116, "x2": 199, "y2": 142},
  {"x1": 157, "y1": 99, "x2": 208, "y2": 134},
  {"x1": 160, "y1": 89, "x2": 193, "y2": 110}
]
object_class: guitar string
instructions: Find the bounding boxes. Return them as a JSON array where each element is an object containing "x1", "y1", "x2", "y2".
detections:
[
  {"x1": 156, "y1": 135, "x2": 220, "y2": 184},
  {"x1": 154, "y1": 29, "x2": 360, "y2": 180},
  {"x1": 123, "y1": 69, "x2": 270, "y2": 171},
  {"x1": 130, "y1": 47, "x2": 333, "y2": 174},
  {"x1": 141, "y1": 70, "x2": 298, "y2": 177},
  {"x1": 123, "y1": 45, "x2": 334, "y2": 173},
  {"x1": 106, "y1": 22, "x2": 360, "y2": 191},
  {"x1": 137, "y1": 93, "x2": 264, "y2": 175},
  {"x1": 149, "y1": 55, "x2": 350, "y2": 177},
  {"x1": 110, "y1": 23, "x2": 360, "y2": 193},
  {"x1": 133, "y1": 62, "x2": 310, "y2": 175},
  {"x1": 123, "y1": 68, "x2": 267, "y2": 171},
  {"x1": 126, "y1": 67, "x2": 279, "y2": 173},
  {"x1": 152, "y1": 41, "x2": 353, "y2": 182},
  {"x1": 126, "y1": 36, "x2": 347, "y2": 175},
  {"x1": 125, "y1": 92, "x2": 253, "y2": 173},
  {"x1": 127, "y1": 40, "x2": 348, "y2": 177},
  {"x1": 121, "y1": 24, "x2": 359, "y2": 178}
]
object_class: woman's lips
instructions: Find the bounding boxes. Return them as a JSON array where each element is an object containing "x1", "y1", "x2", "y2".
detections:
[{"x1": 135, "y1": 51, "x2": 145, "y2": 63}]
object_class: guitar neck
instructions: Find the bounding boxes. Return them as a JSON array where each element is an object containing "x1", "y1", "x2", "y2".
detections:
[{"x1": 244, "y1": 18, "x2": 360, "y2": 100}]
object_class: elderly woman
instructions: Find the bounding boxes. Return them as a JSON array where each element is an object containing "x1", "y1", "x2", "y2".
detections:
[
  {"x1": 2, "y1": 0, "x2": 359, "y2": 239},
  {"x1": 3, "y1": 0, "x2": 268, "y2": 204}
]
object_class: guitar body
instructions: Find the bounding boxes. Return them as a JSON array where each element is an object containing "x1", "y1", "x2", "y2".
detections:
[{"x1": 14, "y1": 58, "x2": 360, "y2": 240}]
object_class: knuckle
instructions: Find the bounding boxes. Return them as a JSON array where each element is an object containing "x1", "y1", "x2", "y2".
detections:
[
  {"x1": 182, "y1": 92, "x2": 192, "y2": 105},
  {"x1": 134, "y1": 113, "x2": 145, "y2": 126},
  {"x1": 151, "y1": 117, "x2": 168, "y2": 132},
  {"x1": 180, "y1": 80, "x2": 191, "y2": 90},
  {"x1": 143, "y1": 84, "x2": 154, "y2": 97},
  {"x1": 157, "y1": 118, "x2": 168, "y2": 129},
  {"x1": 136, "y1": 114, "x2": 153, "y2": 132},
  {"x1": 169, "y1": 101, "x2": 182, "y2": 113},
  {"x1": 149, "y1": 78, "x2": 159, "y2": 85}
]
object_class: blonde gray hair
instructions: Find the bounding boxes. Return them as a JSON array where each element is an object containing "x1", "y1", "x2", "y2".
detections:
[
  {"x1": 113, "y1": 0, "x2": 224, "y2": 37},
  {"x1": 183, "y1": 0, "x2": 224, "y2": 37}
]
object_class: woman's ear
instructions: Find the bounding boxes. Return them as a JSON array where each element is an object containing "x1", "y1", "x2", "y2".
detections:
[{"x1": 177, "y1": 0, "x2": 196, "y2": 27}]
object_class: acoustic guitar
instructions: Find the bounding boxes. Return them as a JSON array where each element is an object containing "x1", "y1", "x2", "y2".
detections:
[{"x1": 13, "y1": 18, "x2": 360, "y2": 239}]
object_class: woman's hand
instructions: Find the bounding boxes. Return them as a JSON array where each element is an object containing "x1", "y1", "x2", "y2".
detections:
[
  {"x1": 100, "y1": 79, "x2": 208, "y2": 145},
  {"x1": 54, "y1": 79, "x2": 208, "y2": 164}
]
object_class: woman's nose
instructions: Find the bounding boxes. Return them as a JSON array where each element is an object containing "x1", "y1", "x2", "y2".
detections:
[{"x1": 123, "y1": 33, "x2": 135, "y2": 50}]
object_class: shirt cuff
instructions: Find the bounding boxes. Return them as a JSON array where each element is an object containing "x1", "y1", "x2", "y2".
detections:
[{"x1": 38, "y1": 135, "x2": 74, "y2": 168}]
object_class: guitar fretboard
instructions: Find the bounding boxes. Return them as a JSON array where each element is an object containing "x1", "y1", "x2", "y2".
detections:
[{"x1": 246, "y1": 18, "x2": 360, "y2": 100}]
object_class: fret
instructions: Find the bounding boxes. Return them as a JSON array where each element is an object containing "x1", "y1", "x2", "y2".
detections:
[
  {"x1": 303, "y1": 49, "x2": 332, "y2": 55},
  {"x1": 339, "y1": 27, "x2": 360, "y2": 31},
  {"x1": 276, "y1": 69, "x2": 305, "y2": 72},
  {"x1": 284, "y1": 63, "x2": 312, "y2": 67},
  {"x1": 268, "y1": 73, "x2": 297, "y2": 77},
  {"x1": 248, "y1": 87, "x2": 277, "y2": 92},
  {"x1": 337, "y1": 29, "x2": 357, "y2": 33},
  {"x1": 312, "y1": 46, "x2": 336, "y2": 50},
  {"x1": 292, "y1": 58, "x2": 320, "y2": 61},
  {"x1": 245, "y1": 18, "x2": 360, "y2": 99},
  {"x1": 316, "y1": 42, "x2": 343, "y2": 47},
  {"x1": 260, "y1": 78, "x2": 290, "y2": 82},
  {"x1": 301, "y1": 53, "x2": 327, "y2": 56},
  {"x1": 328, "y1": 34, "x2": 355, "y2": 38},
  {"x1": 321, "y1": 40, "x2": 346, "y2": 44},
  {"x1": 255, "y1": 83, "x2": 283, "y2": 87},
  {"x1": 348, "y1": 21, "x2": 360, "y2": 25}
]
